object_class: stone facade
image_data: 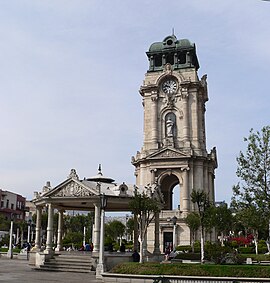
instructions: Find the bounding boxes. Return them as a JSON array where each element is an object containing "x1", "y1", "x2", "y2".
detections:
[{"x1": 132, "y1": 35, "x2": 218, "y2": 251}]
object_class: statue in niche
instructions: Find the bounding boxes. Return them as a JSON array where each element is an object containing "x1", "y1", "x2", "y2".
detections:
[{"x1": 166, "y1": 117, "x2": 174, "y2": 137}]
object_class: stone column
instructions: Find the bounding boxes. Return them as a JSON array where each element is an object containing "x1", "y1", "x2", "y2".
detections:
[
  {"x1": 153, "y1": 212, "x2": 160, "y2": 255},
  {"x1": 204, "y1": 164, "x2": 209, "y2": 195},
  {"x1": 44, "y1": 203, "x2": 54, "y2": 254},
  {"x1": 173, "y1": 224, "x2": 177, "y2": 249},
  {"x1": 150, "y1": 168, "x2": 156, "y2": 185},
  {"x1": 34, "y1": 206, "x2": 42, "y2": 250},
  {"x1": 93, "y1": 203, "x2": 101, "y2": 253},
  {"x1": 182, "y1": 168, "x2": 190, "y2": 212},
  {"x1": 208, "y1": 171, "x2": 214, "y2": 202},
  {"x1": 151, "y1": 93, "x2": 158, "y2": 148},
  {"x1": 182, "y1": 87, "x2": 190, "y2": 147},
  {"x1": 55, "y1": 210, "x2": 64, "y2": 252},
  {"x1": 198, "y1": 95, "x2": 203, "y2": 148}
]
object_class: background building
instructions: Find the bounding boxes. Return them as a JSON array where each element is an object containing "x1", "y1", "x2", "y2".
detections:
[{"x1": 0, "y1": 188, "x2": 26, "y2": 221}]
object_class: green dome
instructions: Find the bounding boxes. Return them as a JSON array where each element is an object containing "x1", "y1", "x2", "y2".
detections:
[
  {"x1": 149, "y1": 35, "x2": 194, "y2": 52},
  {"x1": 146, "y1": 34, "x2": 199, "y2": 72}
]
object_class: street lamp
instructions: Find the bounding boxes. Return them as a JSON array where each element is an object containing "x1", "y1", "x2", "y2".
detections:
[
  {"x1": 7, "y1": 213, "x2": 14, "y2": 259},
  {"x1": 27, "y1": 219, "x2": 32, "y2": 243},
  {"x1": 83, "y1": 226, "x2": 86, "y2": 247},
  {"x1": 125, "y1": 214, "x2": 129, "y2": 241},
  {"x1": 96, "y1": 193, "x2": 107, "y2": 279},
  {"x1": 171, "y1": 216, "x2": 177, "y2": 250}
]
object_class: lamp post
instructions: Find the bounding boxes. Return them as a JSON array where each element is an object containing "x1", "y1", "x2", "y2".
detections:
[
  {"x1": 83, "y1": 226, "x2": 86, "y2": 247},
  {"x1": 27, "y1": 219, "x2": 32, "y2": 243},
  {"x1": 125, "y1": 214, "x2": 128, "y2": 241},
  {"x1": 7, "y1": 214, "x2": 14, "y2": 259},
  {"x1": 96, "y1": 193, "x2": 107, "y2": 279},
  {"x1": 172, "y1": 216, "x2": 177, "y2": 250}
]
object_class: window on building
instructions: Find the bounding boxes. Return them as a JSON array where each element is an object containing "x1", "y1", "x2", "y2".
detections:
[
  {"x1": 11, "y1": 203, "x2": 14, "y2": 210},
  {"x1": 6, "y1": 199, "x2": 9, "y2": 209},
  {"x1": 154, "y1": 55, "x2": 162, "y2": 67},
  {"x1": 178, "y1": 52, "x2": 186, "y2": 64},
  {"x1": 166, "y1": 53, "x2": 174, "y2": 65},
  {"x1": 0, "y1": 201, "x2": 4, "y2": 208}
]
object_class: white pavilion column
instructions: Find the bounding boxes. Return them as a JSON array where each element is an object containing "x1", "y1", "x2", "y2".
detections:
[
  {"x1": 34, "y1": 206, "x2": 42, "y2": 250},
  {"x1": 96, "y1": 194, "x2": 107, "y2": 279},
  {"x1": 93, "y1": 203, "x2": 101, "y2": 253},
  {"x1": 55, "y1": 210, "x2": 64, "y2": 252},
  {"x1": 153, "y1": 212, "x2": 160, "y2": 255},
  {"x1": 182, "y1": 168, "x2": 190, "y2": 212},
  {"x1": 44, "y1": 203, "x2": 54, "y2": 254}
]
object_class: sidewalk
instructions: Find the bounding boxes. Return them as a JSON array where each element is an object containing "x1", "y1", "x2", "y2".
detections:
[{"x1": 0, "y1": 257, "x2": 102, "y2": 283}]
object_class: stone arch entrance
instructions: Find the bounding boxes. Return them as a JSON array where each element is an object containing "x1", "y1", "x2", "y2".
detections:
[{"x1": 159, "y1": 174, "x2": 179, "y2": 210}]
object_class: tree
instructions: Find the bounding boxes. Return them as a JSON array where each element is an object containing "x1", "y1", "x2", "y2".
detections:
[
  {"x1": 232, "y1": 126, "x2": 270, "y2": 241},
  {"x1": 0, "y1": 215, "x2": 9, "y2": 231},
  {"x1": 184, "y1": 212, "x2": 200, "y2": 252},
  {"x1": 105, "y1": 220, "x2": 125, "y2": 242},
  {"x1": 190, "y1": 189, "x2": 212, "y2": 263},
  {"x1": 238, "y1": 205, "x2": 264, "y2": 254},
  {"x1": 129, "y1": 187, "x2": 161, "y2": 263},
  {"x1": 214, "y1": 204, "x2": 233, "y2": 246},
  {"x1": 126, "y1": 217, "x2": 134, "y2": 241}
]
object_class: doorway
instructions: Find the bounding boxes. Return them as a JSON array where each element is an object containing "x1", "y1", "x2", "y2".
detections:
[{"x1": 163, "y1": 232, "x2": 173, "y2": 252}]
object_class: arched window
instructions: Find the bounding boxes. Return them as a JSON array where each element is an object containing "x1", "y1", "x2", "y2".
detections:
[{"x1": 172, "y1": 184, "x2": 180, "y2": 210}]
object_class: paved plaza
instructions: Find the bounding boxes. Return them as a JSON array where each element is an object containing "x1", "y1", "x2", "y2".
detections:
[{"x1": 0, "y1": 258, "x2": 102, "y2": 283}]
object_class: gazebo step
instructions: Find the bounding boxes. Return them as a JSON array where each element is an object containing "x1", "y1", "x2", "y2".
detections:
[
  {"x1": 38, "y1": 253, "x2": 95, "y2": 273},
  {"x1": 38, "y1": 266, "x2": 94, "y2": 273},
  {"x1": 45, "y1": 262, "x2": 92, "y2": 268}
]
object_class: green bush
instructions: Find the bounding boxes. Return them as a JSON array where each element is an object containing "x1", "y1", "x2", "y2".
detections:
[
  {"x1": 174, "y1": 253, "x2": 200, "y2": 260},
  {"x1": 238, "y1": 247, "x2": 254, "y2": 254},
  {"x1": 0, "y1": 247, "x2": 22, "y2": 253},
  {"x1": 204, "y1": 243, "x2": 244, "y2": 265},
  {"x1": 113, "y1": 243, "x2": 120, "y2": 251},
  {"x1": 175, "y1": 245, "x2": 192, "y2": 253},
  {"x1": 229, "y1": 240, "x2": 238, "y2": 248},
  {"x1": 110, "y1": 262, "x2": 270, "y2": 278}
]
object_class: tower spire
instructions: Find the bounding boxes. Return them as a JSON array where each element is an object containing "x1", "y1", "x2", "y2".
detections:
[{"x1": 98, "y1": 164, "x2": 102, "y2": 175}]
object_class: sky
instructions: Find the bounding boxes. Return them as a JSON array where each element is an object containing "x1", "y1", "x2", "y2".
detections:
[{"x1": 0, "y1": 0, "x2": 269, "y2": 205}]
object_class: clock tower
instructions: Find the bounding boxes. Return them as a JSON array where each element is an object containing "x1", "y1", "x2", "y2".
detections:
[{"x1": 132, "y1": 35, "x2": 217, "y2": 250}]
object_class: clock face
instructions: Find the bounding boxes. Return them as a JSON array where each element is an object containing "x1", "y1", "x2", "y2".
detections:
[{"x1": 162, "y1": 79, "x2": 177, "y2": 94}]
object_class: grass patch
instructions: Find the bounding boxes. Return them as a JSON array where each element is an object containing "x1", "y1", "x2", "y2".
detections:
[
  {"x1": 110, "y1": 262, "x2": 270, "y2": 278},
  {"x1": 0, "y1": 248, "x2": 22, "y2": 253}
]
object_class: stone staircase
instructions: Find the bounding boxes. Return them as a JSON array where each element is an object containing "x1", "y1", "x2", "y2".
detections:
[{"x1": 38, "y1": 253, "x2": 95, "y2": 273}]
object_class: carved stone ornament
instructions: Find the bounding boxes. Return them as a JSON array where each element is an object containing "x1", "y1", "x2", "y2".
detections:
[
  {"x1": 164, "y1": 63, "x2": 173, "y2": 75},
  {"x1": 152, "y1": 183, "x2": 165, "y2": 205},
  {"x1": 150, "y1": 149, "x2": 187, "y2": 159},
  {"x1": 54, "y1": 182, "x2": 94, "y2": 197},
  {"x1": 68, "y1": 169, "x2": 79, "y2": 180}
]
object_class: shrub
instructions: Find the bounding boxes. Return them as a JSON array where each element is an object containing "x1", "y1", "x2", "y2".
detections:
[
  {"x1": 238, "y1": 247, "x2": 254, "y2": 254},
  {"x1": 174, "y1": 253, "x2": 200, "y2": 260},
  {"x1": 110, "y1": 262, "x2": 270, "y2": 277},
  {"x1": 175, "y1": 245, "x2": 192, "y2": 253},
  {"x1": 204, "y1": 243, "x2": 244, "y2": 265}
]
